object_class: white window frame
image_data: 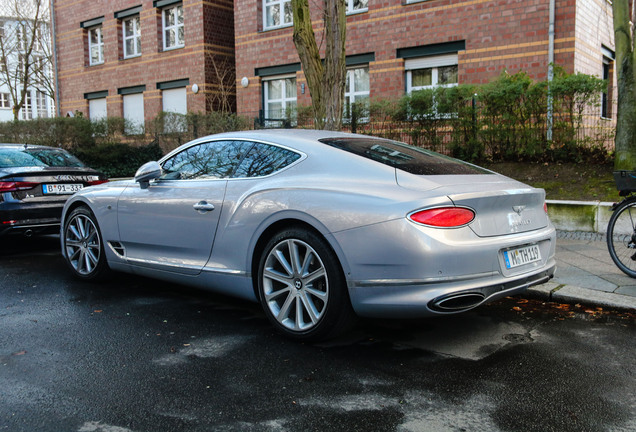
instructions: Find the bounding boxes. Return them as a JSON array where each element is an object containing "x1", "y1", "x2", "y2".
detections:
[
  {"x1": 88, "y1": 25, "x2": 104, "y2": 65},
  {"x1": 263, "y1": 0, "x2": 293, "y2": 30},
  {"x1": 346, "y1": 0, "x2": 368, "y2": 15},
  {"x1": 162, "y1": 4, "x2": 184, "y2": 50},
  {"x1": 263, "y1": 74, "x2": 297, "y2": 125},
  {"x1": 344, "y1": 66, "x2": 370, "y2": 121},
  {"x1": 20, "y1": 91, "x2": 32, "y2": 120},
  {"x1": 36, "y1": 91, "x2": 48, "y2": 118},
  {"x1": 123, "y1": 15, "x2": 141, "y2": 59},
  {"x1": 405, "y1": 54, "x2": 459, "y2": 93},
  {"x1": 0, "y1": 92, "x2": 10, "y2": 109}
]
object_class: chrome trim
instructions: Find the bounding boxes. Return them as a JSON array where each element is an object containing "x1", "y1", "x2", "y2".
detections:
[{"x1": 353, "y1": 271, "x2": 497, "y2": 287}]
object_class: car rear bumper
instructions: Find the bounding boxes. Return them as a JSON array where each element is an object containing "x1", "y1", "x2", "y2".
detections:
[
  {"x1": 0, "y1": 201, "x2": 64, "y2": 237},
  {"x1": 348, "y1": 260, "x2": 556, "y2": 318}
]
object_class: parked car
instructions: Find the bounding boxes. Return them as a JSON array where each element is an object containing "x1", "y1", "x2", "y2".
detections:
[
  {"x1": 60, "y1": 130, "x2": 556, "y2": 340},
  {"x1": 0, "y1": 143, "x2": 107, "y2": 237}
]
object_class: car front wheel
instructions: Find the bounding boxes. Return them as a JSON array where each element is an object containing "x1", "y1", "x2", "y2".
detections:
[
  {"x1": 257, "y1": 227, "x2": 355, "y2": 341},
  {"x1": 63, "y1": 206, "x2": 110, "y2": 281}
]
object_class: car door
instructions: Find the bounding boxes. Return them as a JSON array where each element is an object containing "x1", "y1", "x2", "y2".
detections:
[{"x1": 117, "y1": 140, "x2": 254, "y2": 275}]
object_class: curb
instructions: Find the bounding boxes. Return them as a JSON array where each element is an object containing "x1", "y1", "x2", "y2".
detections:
[{"x1": 525, "y1": 282, "x2": 636, "y2": 311}]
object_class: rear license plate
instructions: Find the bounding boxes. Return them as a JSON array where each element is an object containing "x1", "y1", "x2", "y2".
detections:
[
  {"x1": 503, "y1": 244, "x2": 541, "y2": 269},
  {"x1": 42, "y1": 184, "x2": 83, "y2": 195}
]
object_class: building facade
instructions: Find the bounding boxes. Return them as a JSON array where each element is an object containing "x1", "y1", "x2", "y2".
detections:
[
  {"x1": 0, "y1": 17, "x2": 55, "y2": 122},
  {"x1": 53, "y1": 0, "x2": 234, "y2": 132},
  {"x1": 234, "y1": 0, "x2": 616, "y2": 123}
]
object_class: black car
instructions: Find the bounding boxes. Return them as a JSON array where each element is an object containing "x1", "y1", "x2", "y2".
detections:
[{"x1": 0, "y1": 143, "x2": 107, "y2": 237}]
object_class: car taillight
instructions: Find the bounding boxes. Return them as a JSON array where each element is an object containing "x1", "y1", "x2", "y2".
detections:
[
  {"x1": 408, "y1": 207, "x2": 475, "y2": 228},
  {"x1": 86, "y1": 179, "x2": 109, "y2": 186},
  {"x1": 544, "y1": 202, "x2": 548, "y2": 214},
  {"x1": 0, "y1": 181, "x2": 39, "y2": 192}
]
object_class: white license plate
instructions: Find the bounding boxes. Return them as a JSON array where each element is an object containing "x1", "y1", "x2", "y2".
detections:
[
  {"x1": 42, "y1": 184, "x2": 83, "y2": 195},
  {"x1": 503, "y1": 244, "x2": 541, "y2": 269}
]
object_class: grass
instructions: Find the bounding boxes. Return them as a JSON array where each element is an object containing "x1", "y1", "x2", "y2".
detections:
[{"x1": 483, "y1": 162, "x2": 620, "y2": 202}]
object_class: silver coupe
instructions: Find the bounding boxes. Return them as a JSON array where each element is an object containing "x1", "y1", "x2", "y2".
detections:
[{"x1": 60, "y1": 130, "x2": 556, "y2": 340}]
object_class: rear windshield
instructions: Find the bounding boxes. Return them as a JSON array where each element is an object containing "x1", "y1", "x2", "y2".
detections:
[
  {"x1": 0, "y1": 147, "x2": 85, "y2": 169},
  {"x1": 319, "y1": 137, "x2": 489, "y2": 175}
]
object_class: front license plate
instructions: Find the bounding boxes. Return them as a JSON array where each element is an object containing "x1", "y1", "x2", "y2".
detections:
[
  {"x1": 504, "y1": 244, "x2": 541, "y2": 269},
  {"x1": 42, "y1": 184, "x2": 83, "y2": 195}
]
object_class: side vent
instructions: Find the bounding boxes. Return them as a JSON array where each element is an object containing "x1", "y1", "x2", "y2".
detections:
[{"x1": 108, "y1": 241, "x2": 126, "y2": 257}]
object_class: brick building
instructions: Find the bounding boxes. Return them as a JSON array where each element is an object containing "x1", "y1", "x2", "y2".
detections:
[
  {"x1": 234, "y1": 0, "x2": 616, "y2": 123},
  {"x1": 52, "y1": 0, "x2": 234, "y2": 132}
]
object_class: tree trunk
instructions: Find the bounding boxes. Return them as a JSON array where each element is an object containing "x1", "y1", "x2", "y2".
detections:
[
  {"x1": 292, "y1": 0, "x2": 346, "y2": 130},
  {"x1": 613, "y1": 0, "x2": 636, "y2": 170}
]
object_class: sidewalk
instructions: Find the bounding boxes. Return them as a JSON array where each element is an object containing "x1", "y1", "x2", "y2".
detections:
[{"x1": 526, "y1": 230, "x2": 636, "y2": 311}]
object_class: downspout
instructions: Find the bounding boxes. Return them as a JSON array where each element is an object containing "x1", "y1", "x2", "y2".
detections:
[
  {"x1": 50, "y1": 0, "x2": 60, "y2": 117},
  {"x1": 547, "y1": 0, "x2": 555, "y2": 141}
]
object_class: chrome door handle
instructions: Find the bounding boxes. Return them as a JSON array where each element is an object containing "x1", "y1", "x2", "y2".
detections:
[{"x1": 193, "y1": 201, "x2": 215, "y2": 213}]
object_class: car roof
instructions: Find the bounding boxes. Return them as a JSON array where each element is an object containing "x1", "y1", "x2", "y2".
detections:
[{"x1": 0, "y1": 143, "x2": 60, "y2": 151}]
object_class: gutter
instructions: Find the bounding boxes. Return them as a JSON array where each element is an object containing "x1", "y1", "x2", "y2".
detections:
[
  {"x1": 50, "y1": 0, "x2": 60, "y2": 117},
  {"x1": 546, "y1": 0, "x2": 555, "y2": 141}
]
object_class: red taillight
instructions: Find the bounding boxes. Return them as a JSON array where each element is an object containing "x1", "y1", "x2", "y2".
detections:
[
  {"x1": 86, "y1": 179, "x2": 109, "y2": 186},
  {"x1": 409, "y1": 207, "x2": 475, "y2": 228},
  {"x1": 544, "y1": 202, "x2": 548, "y2": 214},
  {"x1": 0, "y1": 181, "x2": 39, "y2": 192}
]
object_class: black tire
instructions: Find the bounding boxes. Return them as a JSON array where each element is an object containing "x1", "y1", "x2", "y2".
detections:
[
  {"x1": 62, "y1": 206, "x2": 111, "y2": 281},
  {"x1": 257, "y1": 227, "x2": 356, "y2": 341},
  {"x1": 607, "y1": 197, "x2": 636, "y2": 278}
]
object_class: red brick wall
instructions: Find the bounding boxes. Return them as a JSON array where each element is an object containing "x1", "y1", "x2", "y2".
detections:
[
  {"x1": 54, "y1": 0, "x2": 235, "y2": 123},
  {"x1": 234, "y1": 0, "x2": 600, "y2": 117}
]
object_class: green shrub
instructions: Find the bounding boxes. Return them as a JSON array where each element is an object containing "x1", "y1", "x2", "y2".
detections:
[{"x1": 73, "y1": 141, "x2": 164, "y2": 178}]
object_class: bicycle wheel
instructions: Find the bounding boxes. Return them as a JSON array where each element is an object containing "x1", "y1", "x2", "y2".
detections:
[{"x1": 607, "y1": 197, "x2": 636, "y2": 278}]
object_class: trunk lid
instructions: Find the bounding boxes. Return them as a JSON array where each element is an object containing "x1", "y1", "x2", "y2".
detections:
[{"x1": 397, "y1": 171, "x2": 549, "y2": 237}]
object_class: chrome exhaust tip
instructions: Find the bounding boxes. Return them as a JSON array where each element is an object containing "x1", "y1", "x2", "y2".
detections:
[
  {"x1": 24, "y1": 229, "x2": 33, "y2": 238},
  {"x1": 430, "y1": 292, "x2": 486, "y2": 312}
]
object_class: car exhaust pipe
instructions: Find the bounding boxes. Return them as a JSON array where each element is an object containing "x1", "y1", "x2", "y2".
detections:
[
  {"x1": 24, "y1": 229, "x2": 33, "y2": 238},
  {"x1": 430, "y1": 292, "x2": 486, "y2": 312}
]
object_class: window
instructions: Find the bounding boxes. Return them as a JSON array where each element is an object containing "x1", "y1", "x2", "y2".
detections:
[
  {"x1": 162, "y1": 4, "x2": 184, "y2": 50},
  {"x1": 123, "y1": 92, "x2": 145, "y2": 134},
  {"x1": 234, "y1": 143, "x2": 301, "y2": 178},
  {"x1": 123, "y1": 16, "x2": 141, "y2": 58},
  {"x1": 601, "y1": 51, "x2": 614, "y2": 119},
  {"x1": 88, "y1": 26, "x2": 104, "y2": 65},
  {"x1": 89, "y1": 98, "x2": 107, "y2": 121},
  {"x1": 161, "y1": 140, "x2": 254, "y2": 180},
  {"x1": 346, "y1": 0, "x2": 368, "y2": 14},
  {"x1": 405, "y1": 54, "x2": 458, "y2": 93},
  {"x1": 162, "y1": 86, "x2": 187, "y2": 132},
  {"x1": 36, "y1": 91, "x2": 48, "y2": 118},
  {"x1": 263, "y1": 76, "x2": 296, "y2": 125},
  {"x1": 264, "y1": 0, "x2": 292, "y2": 30},
  {"x1": 0, "y1": 93, "x2": 10, "y2": 109},
  {"x1": 20, "y1": 92, "x2": 32, "y2": 120},
  {"x1": 344, "y1": 67, "x2": 369, "y2": 120},
  {"x1": 319, "y1": 137, "x2": 489, "y2": 175}
]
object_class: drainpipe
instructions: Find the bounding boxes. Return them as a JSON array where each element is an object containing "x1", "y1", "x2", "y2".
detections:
[
  {"x1": 547, "y1": 0, "x2": 555, "y2": 141},
  {"x1": 50, "y1": 0, "x2": 60, "y2": 117}
]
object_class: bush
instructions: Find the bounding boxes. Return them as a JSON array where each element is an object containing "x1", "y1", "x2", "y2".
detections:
[{"x1": 73, "y1": 141, "x2": 164, "y2": 178}]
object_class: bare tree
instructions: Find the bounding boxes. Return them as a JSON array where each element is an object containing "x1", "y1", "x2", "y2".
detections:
[
  {"x1": 291, "y1": 0, "x2": 346, "y2": 130},
  {"x1": 0, "y1": 0, "x2": 53, "y2": 120},
  {"x1": 205, "y1": 54, "x2": 236, "y2": 114},
  {"x1": 613, "y1": 0, "x2": 636, "y2": 169}
]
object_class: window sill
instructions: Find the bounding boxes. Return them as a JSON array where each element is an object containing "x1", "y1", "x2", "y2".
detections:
[
  {"x1": 162, "y1": 45, "x2": 185, "y2": 52},
  {"x1": 122, "y1": 54, "x2": 142, "y2": 60},
  {"x1": 262, "y1": 23, "x2": 293, "y2": 32},
  {"x1": 346, "y1": 8, "x2": 368, "y2": 15},
  {"x1": 88, "y1": 62, "x2": 104, "y2": 67}
]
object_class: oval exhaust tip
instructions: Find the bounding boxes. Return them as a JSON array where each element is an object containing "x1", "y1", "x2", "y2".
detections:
[{"x1": 431, "y1": 293, "x2": 486, "y2": 312}]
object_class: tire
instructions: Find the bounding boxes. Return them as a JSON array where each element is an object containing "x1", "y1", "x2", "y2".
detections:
[
  {"x1": 257, "y1": 227, "x2": 355, "y2": 341},
  {"x1": 62, "y1": 206, "x2": 111, "y2": 281},
  {"x1": 607, "y1": 197, "x2": 636, "y2": 278}
]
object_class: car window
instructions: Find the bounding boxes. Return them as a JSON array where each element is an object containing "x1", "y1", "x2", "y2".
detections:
[
  {"x1": 0, "y1": 148, "x2": 84, "y2": 168},
  {"x1": 319, "y1": 137, "x2": 489, "y2": 175},
  {"x1": 233, "y1": 143, "x2": 301, "y2": 178},
  {"x1": 160, "y1": 140, "x2": 254, "y2": 180}
]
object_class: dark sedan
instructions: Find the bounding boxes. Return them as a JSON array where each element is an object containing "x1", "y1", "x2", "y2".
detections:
[{"x1": 0, "y1": 143, "x2": 107, "y2": 237}]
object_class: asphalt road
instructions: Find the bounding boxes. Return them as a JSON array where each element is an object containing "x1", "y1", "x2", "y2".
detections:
[{"x1": 1, "y1": 235, "x2": 635, "y2": 432}]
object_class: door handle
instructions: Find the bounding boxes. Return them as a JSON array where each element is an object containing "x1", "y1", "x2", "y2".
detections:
[{"x1": 193, "y1": 201, "x2": 215, "y2": 213}]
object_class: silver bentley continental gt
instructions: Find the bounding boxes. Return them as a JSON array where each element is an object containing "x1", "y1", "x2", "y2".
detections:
[{"x1": 60, "y1": 130, "x2": 556, "y2": 340}]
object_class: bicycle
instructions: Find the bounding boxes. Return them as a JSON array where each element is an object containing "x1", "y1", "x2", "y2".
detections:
[{"x1": 607, "y1": 170, "x2": 636, "y2": 277}]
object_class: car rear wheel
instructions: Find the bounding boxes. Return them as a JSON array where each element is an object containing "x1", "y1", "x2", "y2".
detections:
[
  {"x1": 257, "y1": 227, "x2": 355, "y2": 341},
  {"x1": 63, "y1": 206, "x2": 110, "y2": 281}
]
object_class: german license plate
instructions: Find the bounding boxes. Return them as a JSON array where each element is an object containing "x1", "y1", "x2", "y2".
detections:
[
  {"x1": 42, "y1": 184, "x2": 83, "y2": 194},
  {"x1": 503, "y1": 244, "x2": 541, "y2": 269}
]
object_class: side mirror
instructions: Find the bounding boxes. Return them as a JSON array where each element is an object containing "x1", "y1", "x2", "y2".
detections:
[{"x1": 134, "y1": 161, "x2": 161, "y2": 189}]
